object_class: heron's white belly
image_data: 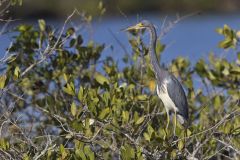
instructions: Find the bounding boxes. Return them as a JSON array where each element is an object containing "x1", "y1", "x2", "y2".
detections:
[{"x1": 156, "y1": 83, "x2": 178, "y2": 113}]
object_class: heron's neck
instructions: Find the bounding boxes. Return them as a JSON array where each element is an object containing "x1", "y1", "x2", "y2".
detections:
[{"x1": 148, "y1": 26, "x2": 165, "y2": 82}]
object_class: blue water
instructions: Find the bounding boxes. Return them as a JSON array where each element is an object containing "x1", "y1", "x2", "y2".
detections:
[{"x1": 1, "y1": 13, "x2": 239, "y2": 64}]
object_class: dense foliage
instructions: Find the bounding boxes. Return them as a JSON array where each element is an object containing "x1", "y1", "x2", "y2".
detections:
[{"x1": 0, "y1": 8, "x2": 240, "y2": 160}]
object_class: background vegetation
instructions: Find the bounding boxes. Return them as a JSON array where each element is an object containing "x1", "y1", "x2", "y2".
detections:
[
  {"x1": 0, "y1": 0, "x2": 239, "y2": 159},
  {"x1": 5, "y1": 0, "x2": 240, "y2": 19}
]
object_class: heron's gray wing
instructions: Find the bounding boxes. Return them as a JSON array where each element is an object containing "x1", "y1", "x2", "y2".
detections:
[{"x1": 166, "y1": 74, "x2": 188, "y2": 121}]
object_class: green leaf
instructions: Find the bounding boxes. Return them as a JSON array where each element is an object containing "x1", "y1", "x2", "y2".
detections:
[
  {"x1": 143, "y1": 133, "x2": 150, "y2": 141},
  {"x1": 59, "y1": 144, "x2": 68, "y2": 159},
  {"x1": 14, "y1": 66, "x2": 20, "y2": 79},
  {"x1": 195, "y1": 59, "x2": 208, "y2": 77},
  {"x1": 223, "y1": 24, "x2": 231, "y2": 35},
  {"x1": 70, "y1": 39, "x2": 76, "y2": 47},
  {"x1": 96, "y1": 140, "x2": 110, "y2": 149},
  {"x1": 75, "y1": 149, "x2": 86, "y2": 160},
  {"x1": 218, "y1": 38, "x2": 233, "y2": 49},
  {"x1": 213, "y1": 95, "x2": 221, "y2": 109},
  {"x1": 121, "y1": 144, "x2": 135, "y2": 160},
  {"x1": 147, "y1": 124, "x2": 154, "y2": 137},
  {"x1": 184, "y1": 78, "x2": 193, "y2": 89},
  {"x1": 208, "y1": 71, "x2": 216, "y2": 80},
  {"x1": 159, "y1": 128, "x2": 167, "y2": 139},
  {"x1": 231, "y1": 67, "x2": 240, "y2": 73},
  {"x1": 156, "y1": 40, "x2": 165, "y2": 54},
  {"x1": 63, "y1": 73, "x2": 68, "y2": 82},
  {"x1": 216, "y1": 28, "x2": 223, "y2": 34},
  {"x1": 223, "y1": 123, "x2": 231, "y2": 134},
  {"x1": 122, "y1": 111, "x2": 129, "y2": 123},
  {"x1": 63, "y1": 82, "x2": 75, "y2": 96},
  {"x1": 23, "y1": 154, "x2": 30, "y2": 160},
  {"x1": 136, "y1": 146, "x2": 144, "y2": 160},
  {"x1": 133, "y1": 112, "x2": 139, "y2": 123},
  {"x1": 178, "y1": 140, "x2": 184, "y2": 150},
  {"x1": 94, "y1": 73, "x2": 109, "y2": 85},
  {"x1": 0, "y1": 138, "x2": 10, "y2": 150},
  {"x1": 66, "y1": 27, "x2": 75, "y2": 36},
  {"x1": 84, "y1": 145, "x2": 95, "y2": 160},
  {"x1": 38, "y1": 19, "x2": 46, "y2": 31},
  {"x1": 171, "y1": 150, "x2": 177, "y2": 159},
  {"x1": 78, "y1": 86, "x2": 84, "y2": 101},
  {"x1": 187, "y1": 129, "x2": 192, "y2": 136},
  {"x1": 0, "y1": 75, "x2": 7, "y2": 89},
  {"x1": 136, "y1": 95, "x2": 148, "y2": 101},
  {"x1": 59, "y1": 144, "x2": 65, "y2": 154},
  {"x1": 71, "y1": 120, "x2": 83, "y2": 132},
  {"x1": 17, "y1": 25, "x2": 30, "y2": 32},
  {"x1": 126, "y1": 145, "x2": 135, "y2": 159},
  {"x1": 98, "y1": 107, "x2": 110, "y2": 119},
  {"x1": 135, "y1": 116, "x2": 145, "y2": 125},
  {"x1": 222, "y1": 67, "x2": 229, "y2": 76},
  {"x1": 71, "y1": 102, "x2": 77, "y2": 117}
]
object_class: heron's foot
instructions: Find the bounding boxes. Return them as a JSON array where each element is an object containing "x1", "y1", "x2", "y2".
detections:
[
  {"x1": 172, "y1": 135, "x2": 178, "y2": 141},
  {"x1": 169, "y1": 135, "x2": 178, "y2": 147}
]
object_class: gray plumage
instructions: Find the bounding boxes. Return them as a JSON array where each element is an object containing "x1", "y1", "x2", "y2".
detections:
[{"x1": 166, "y1": 74, "x2": 189, "y2": 124}]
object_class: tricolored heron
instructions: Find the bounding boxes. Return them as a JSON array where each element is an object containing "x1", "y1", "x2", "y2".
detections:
[{"x1": 124, "y1": 20, "x2": 189, "y2": 135}]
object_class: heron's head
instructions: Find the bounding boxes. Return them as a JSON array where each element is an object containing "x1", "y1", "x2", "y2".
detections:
[{"x1": 124, "y1": 20, "x2": 153, "y2": 31}]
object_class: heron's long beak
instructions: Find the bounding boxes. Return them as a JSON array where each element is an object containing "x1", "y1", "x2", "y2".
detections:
[{"x1": 122, "y1": 22, "x2": 145, "y2": 31}]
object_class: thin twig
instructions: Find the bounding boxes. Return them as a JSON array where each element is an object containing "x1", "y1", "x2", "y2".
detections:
[{"x1": 20, "y1": 9, "x2": 78, "y2": 77}]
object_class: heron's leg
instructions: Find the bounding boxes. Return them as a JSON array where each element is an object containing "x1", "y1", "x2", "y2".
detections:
[
  {"x1": 183, "y1": 127, "x2": 187, "y2": 148},
  {"x1": 165, "y1": 109, "x2": 170, "y2": 132},
  {"x1": 173, "y1": 111, "x2": 177, "y2": 136}
]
